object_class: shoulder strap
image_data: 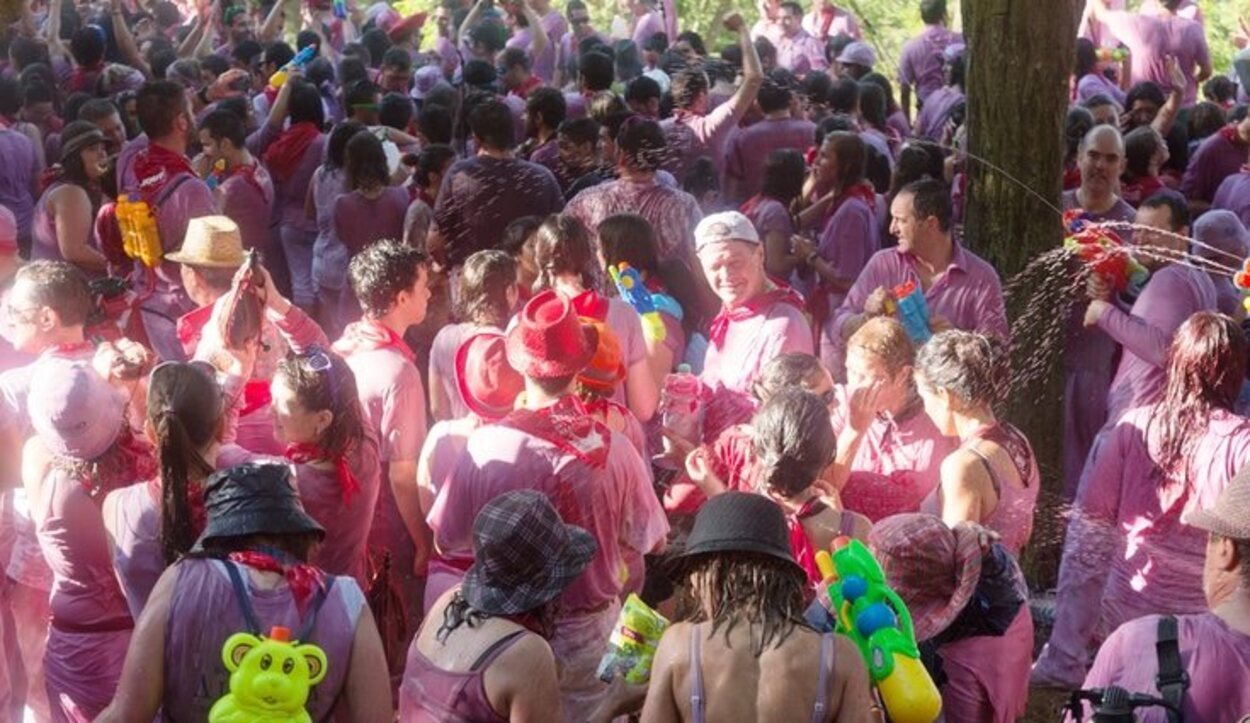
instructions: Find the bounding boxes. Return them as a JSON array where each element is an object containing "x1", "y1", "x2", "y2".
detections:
[
  {"x1": 296, "y1": 575, "x2": 335, "y2": 643},
  {"x1": 810, "y1": 633, "x2": 836, "y2": 723},
  {"x1": 469, "y1": 629, "x2": 528, "y2": 672},
  {"x1": 152, "y1": 172, "x2": 196, "y2": 209},
  {"x1": 690, "y1": 624, "x2": 705, "y2": 723},
  {"x1": 964, "y1": 444, "x2": 1003, "y2": 498},
  {"x1": 1155, "y1": 614, "x2": 1188, "y2": 723},
  {"x1": 224, "y1": 559, "x2": 336, "y2": 642}
]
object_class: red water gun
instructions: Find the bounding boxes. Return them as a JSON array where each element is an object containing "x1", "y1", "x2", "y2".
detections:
[{"x1": 1062, "y1": 210, "x2": 1147, "y2": 292}]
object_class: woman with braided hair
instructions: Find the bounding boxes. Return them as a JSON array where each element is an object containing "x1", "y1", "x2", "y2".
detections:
[{"x1": 914, "y1": 330, "x2": 1039, "y2": 555}]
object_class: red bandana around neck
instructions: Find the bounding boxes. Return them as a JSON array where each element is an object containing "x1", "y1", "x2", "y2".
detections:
[
  {"x1": 569, "y1": 289, "x2": 609, "y2": 322},
  {"x1": 133, "y1": 143, "x2": 196, "y2": 194},
  {"x1": 284, "y1": 442, "x2": 361, "y2": 506},
  {"x1": 707, "y1": 284, "x2": 806, "y2": 349},
  {"x1": 333, "y1": 319, "x2": 415, "y2": 363},
  {"x1": 1221, "y1": 123, "x2": 1248, "y2": 149},
  {"x1": 263, "y1": 122, "x2": 321, "y2": 183},
  {"x1": 228, "y1": 550, "x2": 326, "y2": 615},
  {"x1": 146, "y1": 475, "x2": 208, "y2": 534},
  {"x1": 501, "y1": 395, "x2": 611, "y2": 469},
  {"x1": 823, "y1": 182, "x2": 877, "y2": 225}
]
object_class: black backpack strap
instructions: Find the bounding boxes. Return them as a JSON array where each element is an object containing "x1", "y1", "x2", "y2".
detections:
[
  {"x1": 1155, "y1": 614, "x2": 1189, "y2": 723},
  {"x1": 224, "y1": 559, "x2": 262, "y2": 636}
]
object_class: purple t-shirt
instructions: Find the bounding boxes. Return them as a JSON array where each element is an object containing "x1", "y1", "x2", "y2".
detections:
[
  {"x1": 253, "y1": 124, "x2": 327, "y2": 234},
  {"x1": 724, "y1": 117, "x2": 817, "y2": 202},
  {"x1": 817, "y1": 194, "x2": 880, "y2": 316},
  {"x1": 898, "y1": 25, "x2": 963, "y2": 104},
  {"x1": 216, "y1": 163, "x2": 275, "y2": 252},
  {"x1": 632, "y1": 11, "x2": 665, "y2": 49},
  {"x1": 914, "y1": 86, "x2": 964, "y2": 141},
  {"x1": 775, "y1": 30, "x2": 828, "y2": 77},
  {"x1": 1102, "y1": 11, "x2": 1209, "y2": 106},
  {"x1": 1213, "y1": 168, "x2": 1250, "y2": 229},
  {"x1": 506, "y1": 10, "x2": 567, "y2": 82},
  {"x1": 0, "y1": 129, "x2": 40, "y2": 243},
  {"x1": 1076, "y1": 71, "x2": 1128, "y2": 107},
  {"x1": 434, "y1": 154, "x2": 563, "y2": 267},
  {"x1": 333, "y1": 186, "x2": 411, "y2": 255},
  {"x1": 565, "y1": 176, "x2": 702, "y2": 261},
  {"x1": 661, "y1": 99, "x2": 752, "y2": 180}
]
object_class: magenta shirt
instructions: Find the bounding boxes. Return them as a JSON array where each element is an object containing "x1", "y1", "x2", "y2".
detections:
[
  {"x1": 898, "y1": 25, "x2": 963, "y2": 104},
  {"x1": 702, "y1": 296, "x2": 814, "y2": 397},
  {"x1": 0, "y1": 129, "x2": 39, "y2": 243},
  {"x1": 829, "y1": 390, "x2": 955, "y2": 522},
  {"x1": 914, "y1": 86, "x2": 964, "y2": 141},
  {"x1": 817, "y1": 194, "x2": 880, "y2": 321},
  {"x1": 506, "y1": 10, "x2": 567, "y2": 82},
  {"x1": 428, "y1": 414, "x2": 668, "y2": 610},
  {"x1": 724, "y1": 117, "x2": 817, "y2": 202},
  {"x1": 254, "y1": 124, "x2": 326, "y2": 234},
  {"x1": 1080, "y1": 613, "x2": 1250, "y2": 723},
  {"x1": 775, "y1": 30, "x2": 828, "y2": 77},
  {"x1": 1102, "y1": 11, "x2": 1209, "y2": 106},
  {"x1": 1098, "y1": 264, "x2": 1217, "y2": 426},
  {"x1": 1182, "y1": 126, "x2": 1246, "y2": 204},
  {"x1": 660, "y1": 99, "x2": 752, "y2": 179},
  {"x1": 566, "y1": 176, "x2": 702, "y2": 261},
  {"x1": 333, "y1": 186, "x2": 410, "y2": 255},
  {"x1": 831, "y1": 244, "x2": 1009, "y2": 346},
  {"x1": 1213, "y1": 168, "x2": 1250, "y2": 228}
]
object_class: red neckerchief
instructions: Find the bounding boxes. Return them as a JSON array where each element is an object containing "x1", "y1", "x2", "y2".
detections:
[
  {"x1": 176, "y1": 304, "x2": 214, "y2": 356},
  {"x1": 262, "y1": 122, "x2": 321, "y2": 183},
  {"x1": 241, "y1": 380, "x2": 272, "y2": 416},
  {"x1": 68, "y1": 62, "x2": 105, "y2": 94},
  {"x1": 146, "y1": 475, "x2": 207, "y2": 534},
  {"x1": 44, "y1": 340, "x2": 94, "y2": 358},
  {"x1": 1221, "y1": 123, "x2": 1248, "y2": 149},
  {"x1": 1121, "y1": 175, "x2": 1164, "y2": 205},
  {"x1": 818, "y1": 6, "x2": 836, "y2": 39},
  {"x1": 134, "y1": 143, "x2": 197, "y2": 196},
  {"x1": 222, "y1": 160, "x2": 270, "y2": 200},
  {"x1": 569, "y1": 289, "x2": 609, "y2": 321},
  {"x1": 228, "y1": 550, "x2": 326, "y2": 615},
  {"x1": 499, "y1": 395, "x2": 611, "y2": 469},
  {"x1": 333, "y1": 319, "x2": 415, "y2": 363},
  {"x1": 787, "y1": 496, "x2": 826, "y2": 586},
  {"x1": 822, "y1": 182, "x2": 876, "y2": 226},
  {"x1": 284, "y1": 441, "x2": 361, "y2": 506},
  {"x1": 511, "y1": 75, "x2": 544, "y2": 100},
  {"x1": 708, "y1": 284, "x2": 806, "y2": 350}
]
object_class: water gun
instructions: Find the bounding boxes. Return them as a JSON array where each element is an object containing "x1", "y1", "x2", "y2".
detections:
[
  {"x1": 205, "y1": 158, "x2": 227, "y2": 191},
  {"x1": 609, "y1": 263, "x2": 667, "y2": 343},
  {"x1": 1232, "y1": 259, "x2": 1250, "y2": 314},
  {"x1": 816, "y1": 538, "x2": 942, "y2": 723},
  {"x1": 1096, "y1": 47, "x2": 1128, "y2": 63},
  {"x1": 115, "y1": 193, "x2": 163, "y2": 268},
  {"x1": 269, "y1": 45, "x2": 316, "y2": 89},
  {"x1": 332, "y1": 0, "x2": 346, "y2": 19},
  {"x1": 209, "y1": 625, "x2": 328, "y2": 723},
  {"x1": 1063, "y1": 210, "x2": 1148, "y2": 293},
  {"x1": 882, "y1": 281, "x2": 932, "y2": 344}
]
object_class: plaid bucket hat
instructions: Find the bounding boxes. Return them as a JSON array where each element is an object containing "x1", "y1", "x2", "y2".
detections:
[{"x1": 462, "y1": 490, "x2": 598, "y2": 616}]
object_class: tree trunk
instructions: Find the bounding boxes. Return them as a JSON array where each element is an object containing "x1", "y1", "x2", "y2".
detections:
[{"x1": 961, "y1": 0, "x2": 1081, "y2": 588}]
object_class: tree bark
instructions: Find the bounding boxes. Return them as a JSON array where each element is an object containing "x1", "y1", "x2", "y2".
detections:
[{"x1": 961, "y1": 0, "x2": 1082, "y2": 587}]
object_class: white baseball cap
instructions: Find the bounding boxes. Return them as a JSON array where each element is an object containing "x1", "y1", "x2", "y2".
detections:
[{"x1": 695, "y1": 211, "x2": 761, "y2": 251}]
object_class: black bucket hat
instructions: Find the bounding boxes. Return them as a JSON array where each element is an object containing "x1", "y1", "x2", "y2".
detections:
[
  {"x1": 462, "y1": 489, "x2": 597, "y2": 616},
  {"x1": 193, "y1": 463, "x2": 325, "y2": 550},
  {"x1": 671, "y1": 492, "x2": 804, "y2": 577}
]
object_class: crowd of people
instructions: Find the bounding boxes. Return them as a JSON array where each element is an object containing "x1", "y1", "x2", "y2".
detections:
[{"x1": 0, "y1": 0, "x2": 1249, "y2": 719}]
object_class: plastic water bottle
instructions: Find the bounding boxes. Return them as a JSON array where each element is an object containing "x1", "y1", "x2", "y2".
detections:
[{"x1": 657, "y1": 364, "x2": 702, "y2": 469}]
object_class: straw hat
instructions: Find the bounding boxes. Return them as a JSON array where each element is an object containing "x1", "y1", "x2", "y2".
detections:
[
  {"x1": 166, "y1": 215, "x2": 246, "y2": 268},
  {"x1": 1184, "y1": 464, "x2": 1250, "y2": 539}
]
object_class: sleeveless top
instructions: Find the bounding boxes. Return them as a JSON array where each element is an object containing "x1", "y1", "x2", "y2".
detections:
[
  {"x1": 689, "y1": 623, "x2": 836, "y2": 723},
  {"x1": 161, "y1": 557, "x2": 365, "y2": 722},
  {"x1": 398, "y1": 629, "x2": 529, "y2": 722},
  {"x1": 30, "y1": 181, "x2": 104, "y2": 279}
]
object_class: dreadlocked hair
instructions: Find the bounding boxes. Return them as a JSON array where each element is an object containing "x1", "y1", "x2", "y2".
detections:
[
  {"x1": 1149, "y1": 312, "x2": 1246, "y2": 477},
  {"x1": 684, "y1": 552, "x2": 808, "y2": 657}
]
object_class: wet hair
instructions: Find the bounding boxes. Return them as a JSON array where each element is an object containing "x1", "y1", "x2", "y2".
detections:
[
  {"x1": 721, "y1": 44, "x2": 742, "y2": 69},
  {"x1": 816, "y1": 114, "x2": 856, "y2": 145},
  {"x1": 828, "y1": 77, "x2": 859, "y2": 115},
  {"x1": 199, "y1": 108, "x2": 247, "y2": 148},
  {"x1": 557, "y1": 117, "x2": 599, "y2": 148},
  {"x1": 588, "y1": 91, "x2": 625, "y2": 124},
  {"x1": 342, "y1": 41, "x2": 371, "y2": 67},
  {"x1": 381, "y1": 47, "x2": 412, "y2": 73},
  {"x1": 1126, "y1": 81, "x2": 1165, "y2": 113},
  {"x1": 671, "y1": 67, "x2": 709, "y2": 110},
  {"x1": 499, "y1": 215, "x2": 543, "y2": 256},
  {"x1": 15, "y1": 261, "x2": 93, "y2": 326},
  {"x1": 216, "y1": 97, "x2": 249, "y2": 127},
  {"x1": 614, "y1": 39, "x2": 642, "y2": 81},
  {"x1": 858, "y1": 82, "x2": 888, "y2": 130},
  {"x1": 915, "y1": 330, "x2": 1006, "y2": 408},
  {"x1": 580, "y1": 50, "x2": 615, "y2": 92},
  {"x1": 414, "y1": 143, "x2": 456, "y2": 190},
  {"x1": 78, "y1": 97, "x2": 119, "y2": 125},
  {"x1": 1140, "y1": 190, "x2": 1189, "y2": 231},
  {"x1": 135, "y1": 80, "x2": 187, "y2": 138},
  {"x1": 232, "y1": 39, "x2": 263, "y2": 67},
  {"x1": 752, "y1": 389, "x2": 836, "y2": 497},
  {"x1": 920, "y1": 0, "x2": 946, "y2": 25},
  {"x1": 1152, "y1": 312, "x2": 1247, "y2": 476},
  {"x1": 676, "y1": 31, "x2": 706, "y2": 56},
  {"x1": 1122, "y1": 126, "x2": 1161, "y2": 181},
  {"x1": 848, "y1": 316, "x2": 914, "y2": 376},
  {"x1": 682, "y1": 552, "x2": 808, "y2": 657},
  {"x1": 344, "y1": 130, "x2": 389, "y2": 192},
  {"x1": 534, "y1": 214, "x2": 600, "y2": 291},
  {"x1": 437, "y1": 590, "x2": 557, "y2": 641},
  {"x1": 200, "y1": 53, "x2": 230, "y2": 78},
  {"x1": 801, "y1": 71, "x2": 832, "y2": 110},
  {"x1": 148, "y1": 362, "x2": 221, "y2": 564},
  {"x1": 379, "y1": 92, "x2": 414, "y2": 130},
  {"x1": 305, "y1": 57, "x2": 335, "y2": 91},
  {"x1": 1188, "y1": 101, "x2": 1226, "y2": 143},
  {"x1": 499, "y1": 47, "x2": 530, "y2": 74},
  {"x1": 295, "y1": 30, "x2": 321, "y2": 54},
  {"x1": 898, "y1": 178, "x2": 953, "y2": 232},
  {"x1": 616, "y1": 116, "x2": 666, "y2": 171},
  {"x1": 275, "y1": 349, "x2": 364, "y2": 466},
  {"x1": 458, "y1": 249, "x2": 518, "y2": 326},
  {"x1": 70, "y1": 26, "x2": 106, "y2": 67},
  {"x1": 347, "y1": 239, "x2": 429, "y2": 317},
  {"x1": 344, "y1": 79, "x2": 381, "y2": 113},
  {"x1": 625, "y1": 75, "x2": 662, "y2": 107},
  {"x1": 1075, "y1": 38, "x2": 1097, "y2": 79},
  {"x1": 683, "y1": 157, "x2": 719, "y2": 199},
  {"x1": 462, "y1": 58, "x2": 497, "y2": 90},
  {"x1": 467, "y1": 19, "x2": 507, "y2": 55},
  {"x1": 761, "y1": 148, "x2": 805, "y2": 205},
  {"x1": 1203, "y1": 76, "x2": 1236, "y2": 106},
  {"x1": 324, "y1": 121, "x2": 366, "y2": 171},
  {"x1": 752, "y1": 352, "x2": 827, "y2": 403},
  {"x1": 757, "y1": 78, "x2": 791, "y2": 115},
  {"x1": 861, "y1": 72, "x2": 900, "y2": 116},
  {"x1": 469, "y1": 98, "x2": 515, "y2": 150},
  {"x1": 166, "y1": 58, "x2": 202, "y2": 88},
  {"x1": 23, "y1": 81, "x2": 54, "y2": 108},
  {"x1": 598, "y1": 213, "x2": 702, "y2": 331},
  {"x1": 287, "y1": 80, "x2": 325, "y2": 128},
  {"x1": 417, "y1": 104, "x2": 453, "y2": 145},
  {"x1": 821, "y1": 131, "x2": 867, "y2": 193},
  {"x1": 527, "y1": 86, "x2": 567, "y2": 130},
  {"x1": 889, "y1": 141, "x2": 944, "y2": 199},
  {"x1": 262, "y1": 41, "x2": 295, "y2": 69},
  {"x1": 338, "y1": 56, "x2": 369, "y2": 87},
  {"x1": 1065, "y1": 106, "x2": 1096, "y2": 158}
]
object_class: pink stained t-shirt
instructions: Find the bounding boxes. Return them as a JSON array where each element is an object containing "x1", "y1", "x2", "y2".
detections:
[
  {"x1": 898, "y1": 25, "x2": 964, "y2": 105},
  {"x1": 1213, "y1": 167, "x2": 1250, "y2": 229},
  {"x1": 775, "y1": 30, "x2": 828, "y2": 77},
  {"x1": 1183, "y1": 125, "x2": 1249, "y2": 205},
  {"x1": 1036, "y1": 406, "x2": 1250, "y2": 686},
  {"x1": 566, "y1": 176, "x2": 703, "y2": 261},
  {"x1": 1101, "y1": 10, "x2": 1209, "y2": 106},
  {"x1": 428, "y1": 405, "x2": 669, "y2": 611},
  {"x1": 913, "y1": 85, "x2": 964, "y2": 142},
  {"x1": 215, "y1": 162, "x2": 275, "y2": 253},
  {"x1": 701, "y1": 294, "x2": 814, "y2": 398},
  {"x1": 334, "y1": 186, "x2": 412, "y2": 256},
  {"x1": 660, "y1": 99, "x2": 753, "y2": 180},
  {"x1": 830, "y1": 390, "x2": 955, "y2": 523},
  {"x1": 724, "y1": 117, "x2": 817, "y2": 202}
]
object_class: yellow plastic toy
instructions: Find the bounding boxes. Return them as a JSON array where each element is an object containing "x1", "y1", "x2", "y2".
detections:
[
  {"x1": 209, "y1": 625, "x2": 328, "y2": 723},
  {"x1": 115, "y1": 193, "x2": 163, "y2": 268}
]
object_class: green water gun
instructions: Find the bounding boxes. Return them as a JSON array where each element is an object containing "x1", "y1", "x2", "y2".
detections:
[{"x1": 816, "y1": 538, "x2": 941, "y2": 723}]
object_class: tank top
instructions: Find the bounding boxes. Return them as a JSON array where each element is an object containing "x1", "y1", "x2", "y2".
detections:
[
  {"x1": 161, "y1": 557, "x2": 364, "y2": 722},
  {"x1": 398, "y1": 629, "x2": 529, "y2": 722},
  {"x1": 107, "y1": 482, "x2": 163, "y2": 620},
  {"x1": 30, "y1": 182, "x2": 104, "y2": 279}
]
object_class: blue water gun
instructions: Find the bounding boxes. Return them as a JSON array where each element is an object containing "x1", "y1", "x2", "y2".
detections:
[
  {"x1": 884, "y1": 281, "x2": 932, "y2": 344},
  {"x1": 609, "y1": 263, "x2": 667, "y2": 343},
  {"x1": 332, "y1": 0, "x2": 346, "y2": 19},
  {"x1": 269, "y1": 45, "x2": 316, "y2": 88}
]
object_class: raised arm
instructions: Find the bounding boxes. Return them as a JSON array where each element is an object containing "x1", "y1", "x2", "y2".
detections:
[
  {"x1": 177, "y1": 15, "x2": 206, "y2": 59},
  {"x1": 44, "y1": 0, "x2": 71, "y2": 64},
  {"x1": 1150, "y1": 55, "x2": 1184, "y2": 137},
  {"x1": 722, "y1": 11, "x2": 764, "y2": 121},
  {"x1": 266, "y1": 65, "x2": 301, "y2": 129},
  {"x1": 111, "y1": 0, "x2": 153, "y2": 76},
  {"x1": 258, "y1": 0, "x2": 285, "y2": 44},
  {"x1": 520, "y1": 0, "x2": 548, "y2": 63},
  {"x1": 458, "y1": 0, "x2": 489, "y2": 48}
]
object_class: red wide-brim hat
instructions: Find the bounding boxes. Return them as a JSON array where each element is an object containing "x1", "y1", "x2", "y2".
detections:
[
  {"x1": 505, "y1": 290, "x2": 598, "y2": 379},
  {"x1": 455, "y1": 331, "x2": 524, "y2": 421}
]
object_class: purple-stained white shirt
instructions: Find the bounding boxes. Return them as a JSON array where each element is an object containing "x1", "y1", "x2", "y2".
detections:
[
  {"x1": 701, "y1": 296, "x2": 814, "y2": 398},
  {"x1": 1101, "y1": 10, "x2": 1209, "y2": 106},
  {"x1": 506, "y1": 9, "x2": 567, "y2": 82},
  {"x1": 1213, "y1": 167, "x2": 1250, "y2": 229},
  {"x1": 898, "y1": 25, "x2": 963, "y2": 104},
  {"x1": 1075, "y1": 71, "x2": 1128, "y2": 107},
  {"x1": 566, "y1": 176, "x2": 702, "y2": 261},
  {"x1": 660, "y1": 100, "x2": 752, "y2": 180},
  {"x1": 724, "y1": 116, "x2": 816, "y2": 202},
  {"x1": 775, "y1": 30, "x2": 828, "y2": 77},
  {"x1": 215, "y1": 162, "x2": 275, "y2": 253},
  {"x1": 801, "y1": 8, "x2": 860, "y2": 41},
  {"x1": 817, "y1": 194, "x2": 880, "y2": 326},
  {"x1": 913, "y1": 85, "x2": 964, "y2": 141}
]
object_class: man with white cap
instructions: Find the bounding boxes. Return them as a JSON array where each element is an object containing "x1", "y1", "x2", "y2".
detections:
[
  {"x1": 834, "y1": 40, "x2": 875, "y2": 80},
  {"x1": 695, "y1": 210, "x2": 812, "y2": 438},
  {"x1": 1075, "y1": 465, "x2": 1250, "y2": 721},
  {"x1": 1193, "y1": 209, "x2": 1250, "y2": 321}
]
